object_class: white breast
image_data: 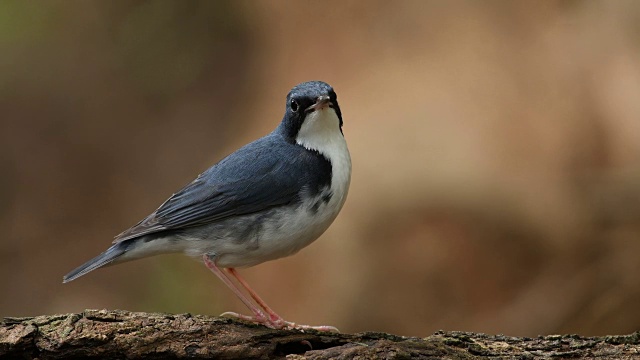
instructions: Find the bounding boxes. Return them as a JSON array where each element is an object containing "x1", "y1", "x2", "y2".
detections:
[
  {"x1": 213, "y1": 108, "x2": 352, "y2": 267},
  {"x1": 296, "y1": 107, "x2": 352, "y2": 210},
  {"x1": 249, "y1": 107, "x2": 352, "y2": 262}
]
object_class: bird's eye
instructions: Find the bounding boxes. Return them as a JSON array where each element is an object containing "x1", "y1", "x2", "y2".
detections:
[{"x1": 290, "y1": 99, "x2": 299, "y2": 112}]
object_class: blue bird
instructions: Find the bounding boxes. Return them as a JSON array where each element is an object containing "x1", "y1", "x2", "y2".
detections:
[{"x1": 63, "y1": 81, "x2": 351, "y2": 331}]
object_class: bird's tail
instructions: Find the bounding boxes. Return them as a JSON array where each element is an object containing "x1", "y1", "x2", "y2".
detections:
[{"x1": 62, "y1": 241, "x2": 131, "y2": 283}]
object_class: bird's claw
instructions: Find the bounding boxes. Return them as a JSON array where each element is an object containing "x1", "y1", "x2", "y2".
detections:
[{"x1": 220, "y1": 311, "x2": 338, "y2": 332}]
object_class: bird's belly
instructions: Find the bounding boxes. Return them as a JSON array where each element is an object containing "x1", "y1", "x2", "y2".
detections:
[{"x1": 182, "y1": 196, "x2": 345, "y2": 268}]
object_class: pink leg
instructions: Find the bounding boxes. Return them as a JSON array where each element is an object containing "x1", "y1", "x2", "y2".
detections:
[
  {"x1": 203, "y1": 255, "x2": 339, "y2": 332},
  {"x1": 227, "y1": 268, "x2": 339, "y2": 332},
  {"x1": 202, "y1": 255, "x2": 268, "y2": 325},
  {"x1": 226, "y1": 268, "x2": 285, "y2": 326}
]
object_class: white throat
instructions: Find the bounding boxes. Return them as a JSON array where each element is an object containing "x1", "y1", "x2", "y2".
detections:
[
  {"x1": 296, "y1": 107, "x2": 352, "y2": 205},
  {"x1": 296, "y1": 108, "x2": 344, "y2": 155}
]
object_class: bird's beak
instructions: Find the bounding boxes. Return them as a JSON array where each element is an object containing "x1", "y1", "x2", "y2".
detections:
[{"x1": 305, "y1": 95, "x2": 332, "y2": 113}]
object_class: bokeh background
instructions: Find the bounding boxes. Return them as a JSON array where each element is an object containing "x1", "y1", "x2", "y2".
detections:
[{"x1": 2, "y1": 1, "x2": 640, "y2": 337}]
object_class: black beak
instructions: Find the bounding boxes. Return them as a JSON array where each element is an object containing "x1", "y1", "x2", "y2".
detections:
[{"x1": 305, "y1": 95, "x2": 331, "y2": 113}]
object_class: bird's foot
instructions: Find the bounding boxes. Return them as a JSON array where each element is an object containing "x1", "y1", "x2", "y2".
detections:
[
  {"x1": 221, "y1": 310, "x2": 270, "y2": 326},
  {"x1": 220, "y1": 311, "x2": 338, "y2": 332},
  {"x1": 220, "y1": 310, "x2": 286, "y2": 329},
  {"x1": 279, "y1": 321, "x2": 340, "y2": 332}
]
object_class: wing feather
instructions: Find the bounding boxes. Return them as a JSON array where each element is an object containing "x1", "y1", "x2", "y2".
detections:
[{"x1": 113, "y1": 135, "x2": 324, "y2": 243}]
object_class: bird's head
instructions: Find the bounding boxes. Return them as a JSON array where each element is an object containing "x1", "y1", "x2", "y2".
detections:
[{"x1": 279, "y1": 81, "x2": 343, "y2": 148}]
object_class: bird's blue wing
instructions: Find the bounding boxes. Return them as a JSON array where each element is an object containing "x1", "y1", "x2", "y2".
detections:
[{"x1": 113, "y1": 134, "x2": 331, "y2": 242}]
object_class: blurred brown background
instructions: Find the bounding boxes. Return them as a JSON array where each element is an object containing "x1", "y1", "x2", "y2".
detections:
[{"x1": 2, "y1": 0, "x2": 640, "y2": 337}]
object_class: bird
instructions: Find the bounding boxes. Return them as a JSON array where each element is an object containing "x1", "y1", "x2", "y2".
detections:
[{"x1": 63, "y1": 81, "x2": 351, "y2": 331}]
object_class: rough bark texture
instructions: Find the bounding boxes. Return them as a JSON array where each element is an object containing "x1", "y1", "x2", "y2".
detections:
[{"x1": 1, "y1": 310, "x2": 639, "y2": 359}]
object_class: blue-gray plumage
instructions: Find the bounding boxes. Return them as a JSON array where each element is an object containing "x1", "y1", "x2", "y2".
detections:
[{"x1": 63, "y1": 81, "x2": 351, "y2": 331}]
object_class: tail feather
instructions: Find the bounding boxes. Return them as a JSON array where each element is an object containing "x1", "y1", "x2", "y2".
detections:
[{"x1": 62, "y1": 241, "x2": 130, "y2": 283}]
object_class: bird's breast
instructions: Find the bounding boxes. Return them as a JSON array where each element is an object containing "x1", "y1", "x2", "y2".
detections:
[{"x1": 207, "y1": 144, "x2": 351, "y2": 269}]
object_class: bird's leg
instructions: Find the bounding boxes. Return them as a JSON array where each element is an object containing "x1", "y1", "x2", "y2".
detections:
[
  {"x1": 226, "y1": 267, "x2": 285, "y2": 327},
  {"x1": 202, "y1": 255, "x2": 269, "y2": 325},
  {"x1": 226, "y1": 268, "x2": 340, "y2": 332},
  {"x1": 203, "y1": 255, "x2": 339, "y2": 332}
]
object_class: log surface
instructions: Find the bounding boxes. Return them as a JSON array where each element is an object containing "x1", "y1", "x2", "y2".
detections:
[{"x1": 1, "y1": 310, "x2": 639, "y2": 359}]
